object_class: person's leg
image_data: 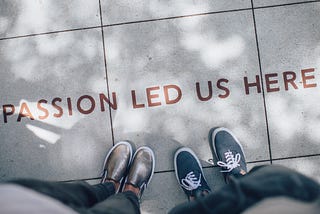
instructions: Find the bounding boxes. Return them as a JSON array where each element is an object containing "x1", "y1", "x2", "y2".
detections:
[
  {"x1": 170, "y1": 127, "x2": 320, "y2": 214},
  {"x1": 8, "y1": 179, "x2": 115, "y2": 208},
  {"x1": 8, "y1": 141, "x2": 134, "y2": 211},
  {"x1": 87, "y1": 146, "x2": 155, "y2": 214},
  {"x1": 209, "y1": 127, "x2": 319, "y2": 203},
  {"x1": 86, "y1": 190, "x2": 139, "y2": 214},
  {"x1": 170, "y1": 165, "x2": 320, "y2": 214}
]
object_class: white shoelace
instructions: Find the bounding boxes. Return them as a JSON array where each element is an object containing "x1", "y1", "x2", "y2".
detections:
[
  {"x1": 217, "y1": 150, "x2": 241, "y2": 172},
  {"x1": 181, "y1": 171, "x2": 202, "y2": 191}
]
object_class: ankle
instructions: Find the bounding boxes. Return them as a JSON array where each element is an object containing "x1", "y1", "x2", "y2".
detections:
[
  {"x1": 123, "y1": 183, "x2": 140, "y2": 196},
  {"x1": 240, "y1": 169, "x2": 247, "y2": 175},
  {"x1": 105, "y1": 179, "x2": 120, "y2": 192},
  {"x1": 189, "y1": 190, "x2": 209, "y2": 201}
]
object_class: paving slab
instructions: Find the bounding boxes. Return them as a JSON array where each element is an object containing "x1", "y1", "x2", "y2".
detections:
[
  {"x1": 253, "y1": 0, "x2": 318, "y2": 7},
  {"x1": 0, "y1": 29, "x2": 113, "y2": 181},
  {"x1": 104, "y1": 10, "x2": 270, "y2": 172},
  {"x1": 0, "y1": 0, "x2": 100, "y2": 38},
  {"x1": 0, "y1": 1, "x2": 319, "y2": 213},
  {"x1": 101, "y1": 0, "x2": 251, "y2": 25},
  {"x1": 254, "y1": 2, "x2": 320, "y2": 159}
]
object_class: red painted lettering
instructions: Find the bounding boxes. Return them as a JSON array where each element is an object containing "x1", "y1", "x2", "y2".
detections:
[
  {"x1": 164, "y1": 84, "x2": 182, "y2": 104},
  {"x1": 265, "y1": 73, "x2": 280, "y2": 92},
  {"x1": 131, "y1": 90, "x2": 145, "y2": 109},
  {"x1": 17, "y1": 102, "x2": 35, "y2": 122},
  {"x1": 99, "y1": 92, "x2": 118, "y2": 111},
  {"x1": 52, "y1": 97, "x2": 63, "y2": 118},
  {"x1": 37, "y1": 99, "x2": 49, "y2": 120},
  {"x1": 146, "y1": 86, "x2": 161, "y2": 107},
  {"x1": 301, "y1": 68, "x2": 317, "y2": 88},
  {"x1": 3, "y1": 104, "x2": 15, "y2": 123},
  {"x1": 77, "y1": 95, "x2": 95, "y2": 114},
  {"x1": 196, "y1": 81, "x2": 212, "y2": 101},
  {"x1": 67, "y1": 97, "x2": 73, "y2": 116},
  {"x1": 244, "y1": 75, "x2": 261, "y2": 95},
  {"x1": 283, "y1": 71, "x2": 298, "y2": 90},
  {"x1": 217, "y1": 79, "x2": 230, "y2": 98}
]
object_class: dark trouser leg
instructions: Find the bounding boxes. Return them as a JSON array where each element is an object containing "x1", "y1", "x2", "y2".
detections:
[
  {"x1": 8, "y1": 179, "x2": 115, "y2": 209},
  {"x1": 170, "y1": 165, "x2": 320, "y2": 214},
  {"x1": 87, "y1": 191, "x2": 140, "y2": 214}
]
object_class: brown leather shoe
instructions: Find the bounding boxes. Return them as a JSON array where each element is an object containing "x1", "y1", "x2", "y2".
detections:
[
  {"x1": 124, "y1": 146, "x2": 155, "y2": 198},
  {"x1": 101, "y1": 141, "x2": 133, "y2": 192}
]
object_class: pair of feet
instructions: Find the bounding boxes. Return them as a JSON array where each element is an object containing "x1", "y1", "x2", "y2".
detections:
[
  {"x1": 101, "y1": 141, "x2": 155, "y2": 198},
  {"x1": 174, "y1": 127, "x2": 247, "y2": 200}
]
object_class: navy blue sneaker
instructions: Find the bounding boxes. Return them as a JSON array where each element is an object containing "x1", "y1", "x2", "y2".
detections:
[
  {"x1": 209, "y1": 127, "x2": 247, "y2": 182},
  {"x1": 174, "y1": 147, "x2": 211, "y2": 200}
]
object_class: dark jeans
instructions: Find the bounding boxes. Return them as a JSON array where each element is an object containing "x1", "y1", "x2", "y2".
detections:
[
  {"x1": 9, "y1": 179, "x2": 140, "y2": 214},
  {"x1": 170, "y1": 165, "x2": 320, "y2": 214}
]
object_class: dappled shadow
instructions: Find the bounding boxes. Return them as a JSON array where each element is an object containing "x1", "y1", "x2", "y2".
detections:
[
  {"x1": 0, "y1": 1, "x2": 113, "y2": 181},
  {"x1": 254, "y1": 2, "x2": 320, "y2": 159},
  {"x1": 1, "y1": 2, "x2": 320, "y2": 209},
  {"x1": 88, "y1": 2, "x2": 320, "y2": 212},
  {"x1": 0, "y1": 0, "x2": 100, "y2": 38},
  {"x1": 105, "y1": 8, "x2": 269, "y2": 173},
  {"x1": 105, "y1": 2, "x2": 320, "y2": 176},
  {"x1": 101, "y1": 0, "x2": 252, "y2": 24}
]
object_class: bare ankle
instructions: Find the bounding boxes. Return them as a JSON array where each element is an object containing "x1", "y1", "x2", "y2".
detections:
[
  {"x1": 189, "y1": 190, "x2": 209, "y2": 201},
  {"x1": 123, "y1": 183, "x2": 140, "y2": 196}
]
